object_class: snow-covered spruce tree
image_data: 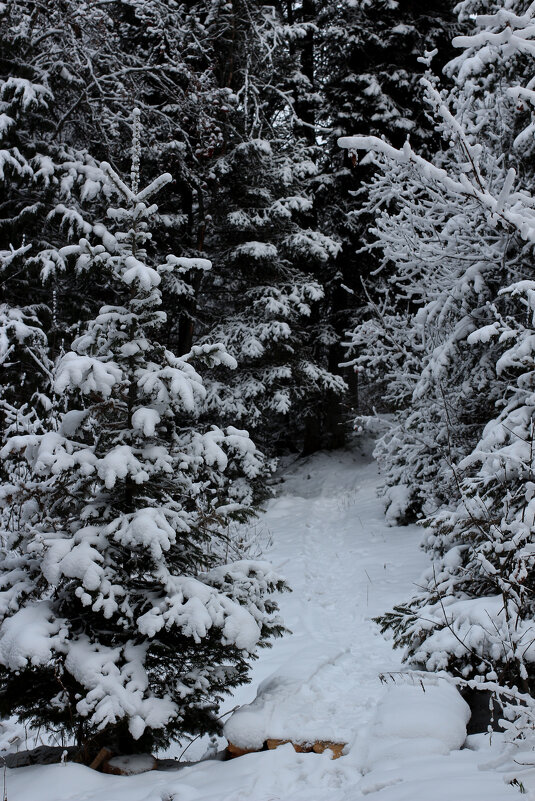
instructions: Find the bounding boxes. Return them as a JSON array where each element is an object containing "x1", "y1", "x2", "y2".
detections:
[
  {"x1": 377, "y1": 277, "x2": 535, "y2": 714},
  {"x1": 316, "y1": 0, "x2": 459, "y2": 271},
  {"x1": 187, "y1": 0, "x2": 345, "y2": 453},
  {"x1": 0, "y1": 5, "x2": 79, "y2": 504},
  {"x1": 0, "y1": 135, "x2": 286, "y2": 758},
  {"x1": 269, "y1": 0, "x2": 354, "y2": 452},
  {"x1": 201, "y1": 135, "x2": 344, "y2": 452},
  {"x1": 318, "y1": 0, "x2": 459, "y2": 152},
  {"x1": 341, "y1": 2, "x2": 535, "y2": 708},
  {"x1": 0, "y1": 280, "x2": 53, "y2": 495},
  {"x1": 1, "y1": 0, "x2": 232, "y2": 372},
  {"x1": 0, "y1": 0, "x2": 126, "y2": 422},
  {"x1": 0, "y1": 3, "x2": 57, "y2": 421}
]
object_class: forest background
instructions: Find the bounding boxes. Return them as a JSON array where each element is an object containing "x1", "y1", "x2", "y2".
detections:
[{"x1": 3, "y1": 0, "x2": 535, "y2": 758}]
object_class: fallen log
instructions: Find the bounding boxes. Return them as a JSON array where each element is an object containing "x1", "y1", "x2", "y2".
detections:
[
  {"x1": 312, "y1": 741, "x2": 345, "y2": 759},
  {"x1": 89, "y1": 747, "x2": 113, "y2": 771},
  {"x1": 226, "y1": 738, "x2": 346, "y2": 759}
]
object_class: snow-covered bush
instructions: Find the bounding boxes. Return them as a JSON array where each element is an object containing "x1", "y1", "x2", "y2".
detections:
[
  {"x1": 381, "y1": 278, "x2": 535, "y2": 697},
  {"x1": 341, "y1": 2, "x2": 535, "y2": 523},
  {"x1": 0, "y1": 128, "x2": 287, "y2": 758},
  {"x1": 341, "y1": 1, "x2": 535, "y2": 710}
]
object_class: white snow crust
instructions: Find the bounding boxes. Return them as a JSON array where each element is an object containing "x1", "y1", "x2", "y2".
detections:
[{"x1": 2, "y1": 444, "x2": 531, "y2": 800}]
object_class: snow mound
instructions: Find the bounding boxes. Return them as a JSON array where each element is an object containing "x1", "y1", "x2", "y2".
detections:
[
  {"x1": 355, "y1": 678, "x2": 470, "y2": 773},
  {"x1": 105, "y1": 753, "x2": 156, "y2": 775},
  {"x1": 224, "y1": 642, "x2": 350, "y2": 749}
]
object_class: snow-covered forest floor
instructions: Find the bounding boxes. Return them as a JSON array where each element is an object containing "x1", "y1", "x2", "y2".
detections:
[{"x1": 4, "y1": 443, "x2": 534, "y2": 800}]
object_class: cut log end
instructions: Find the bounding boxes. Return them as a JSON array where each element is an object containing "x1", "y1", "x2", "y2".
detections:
[
  {"x1": 266, "y1": 738, "x2": 313, "y2": 753},
  {"x1": 312, "y1": 740, "x2": 346, "y2": 759},
  {"x1": 226, "y1": 741, "x2": 260, "y2": 758}
]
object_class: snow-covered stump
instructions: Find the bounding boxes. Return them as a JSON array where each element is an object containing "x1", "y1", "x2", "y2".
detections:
[
  {"x1": 224, "y1": 651, "x2": 468, "y2": 764},
  {"x1": 352, "y1": 678, "x2": 471, "y2": 775}
]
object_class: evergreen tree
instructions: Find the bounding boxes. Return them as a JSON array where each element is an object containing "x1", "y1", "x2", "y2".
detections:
[
  {"x1": 341, "y1": 0, "x2": 535, "y2": 712},
  {"x1": 0, "y1": 129, "x2": 286, "y2": 758},
  {"x1": 201, "y1": 134, "x2": 344, "y2": 452},
  {"x1": 0, "y1": 3, "x2": 56, "y2": 422},
  {"x1": 186, "y1": 0, "x2": 346, "y2": 453},
  {"x1": 342, "y1": 128, "x2": 512, "y2": 522},
  {"x1": 0, "y1": 0, "x2": 230, "y2": 381}
]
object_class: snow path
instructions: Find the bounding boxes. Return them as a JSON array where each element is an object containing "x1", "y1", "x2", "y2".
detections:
[
  {"x1": 3, "y1": 446, "x2": 528, "y2": 800},
  {"x1": 224, "y1": 447, "x2": 430, "y2": 749}
]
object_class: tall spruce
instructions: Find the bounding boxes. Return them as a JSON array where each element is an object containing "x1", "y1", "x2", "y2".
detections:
[
  {"x1": 187, "y1": 0, "x2": 345, "y2": 453},
  {"x1": 0, "y1": 0, "x2": 229, "y2": 399}
]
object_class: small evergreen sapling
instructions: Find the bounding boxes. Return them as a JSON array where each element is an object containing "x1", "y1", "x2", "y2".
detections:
[{"x1": 0, "y1": 117, "x2": 287, "y2": 758}]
